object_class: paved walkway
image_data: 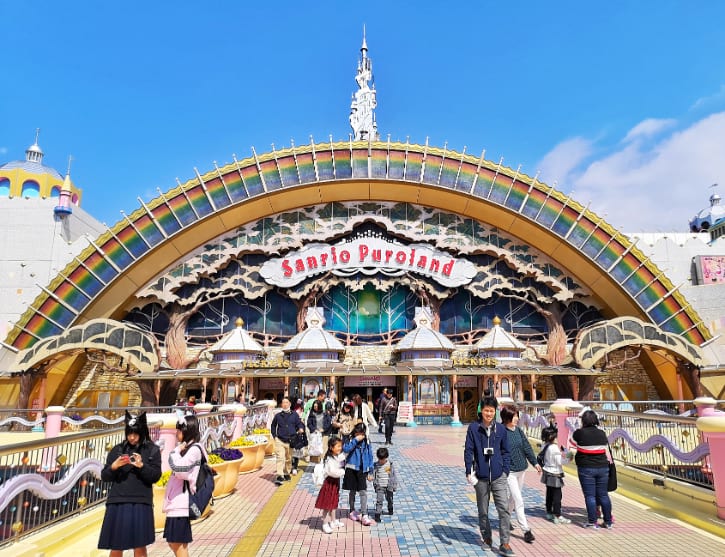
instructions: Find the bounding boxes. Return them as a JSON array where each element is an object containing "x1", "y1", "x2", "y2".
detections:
[{"x1": 137, "y1": 426, "x2": 725, "y2": 557}]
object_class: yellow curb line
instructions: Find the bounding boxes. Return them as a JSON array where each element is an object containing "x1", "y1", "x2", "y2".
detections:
[{"x1": 228, "y1": 469, "x2": 305, "y2": 556}]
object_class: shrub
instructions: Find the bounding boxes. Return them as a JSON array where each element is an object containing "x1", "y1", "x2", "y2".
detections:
[{"x1": 155, "y1": 470, "x2": 172, "y2": 487}]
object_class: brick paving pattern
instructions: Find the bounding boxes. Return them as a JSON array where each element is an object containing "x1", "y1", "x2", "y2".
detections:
[{"x1": 143, "y1": 426, "x2": 725, "y2": 557}]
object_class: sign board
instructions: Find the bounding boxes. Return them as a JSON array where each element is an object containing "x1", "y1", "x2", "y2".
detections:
[
  {"x1": 260, "y1": 238, "x2": 477, "y2": 288},
  {"x1": 455, "y1": 376, "x2": 478, "y2": 388},
  {"x1": 396, "y1": 401, "x2": 413, "y2": 424},
  {"x1": 259, "y1": 378, "x2": 285, "y2": 390},
  {"x1": 344, "y1": 375, "x2": 396, "y2": 387}
]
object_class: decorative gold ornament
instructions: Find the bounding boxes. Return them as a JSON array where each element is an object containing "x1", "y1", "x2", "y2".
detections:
[
  {"x1": 11, "y1": 521, "x2": 23, "y2": 533},
  {"x1": 77, "y1": 497, "x2": 87, "y2": 507}
]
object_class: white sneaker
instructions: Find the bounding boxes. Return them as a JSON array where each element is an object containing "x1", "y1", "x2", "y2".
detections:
[
  {"x1": 322, "y1": 523, "x2": 333, "y2": 534},
  {"x1": 291, "y1": 469, "x2": 298, "y2": 476},
  {"x1": 333, "y1": 520, "x2": 345, "y2": 528}
]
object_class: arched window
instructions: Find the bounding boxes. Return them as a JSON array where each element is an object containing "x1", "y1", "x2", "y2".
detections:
[
  {"x1": 500, "y1": 378, "x2": 510, "y2": 397},
  {"x1": 21, "y1": 180, "x2": 40, "y2": 198},
  {"x1": 50, "y1": 186, "x2": 61, "y2": 198},
  {"x1": 0, "y1": 178, "x2": 10, "y2": 197}
]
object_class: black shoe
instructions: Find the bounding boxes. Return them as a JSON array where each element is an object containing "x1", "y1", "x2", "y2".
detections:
[
  {"x1": 499, "y1": 543, "x2": 515, "y2": 556},
  {"x1": 388, "y1": 506, "x2": 393, "y2": 515},
  {"x1": 482, "y1": 537, "x2": 493, "y2": 548},
  {"x1": 510, "y1": 523, "x2": 515, "y2": 531},
  {"x1": 275, "y1": 475, "x2": 285, "y2": 485},
  {"x1": 374, "y1": 513, "x2": 381, "y2": 522},
  {"x1": 524, "y1": 529, "x2": 535, "y2": 543},
  {"x1": 283, "y1": 474, "x2": 291, "y2": 481}
]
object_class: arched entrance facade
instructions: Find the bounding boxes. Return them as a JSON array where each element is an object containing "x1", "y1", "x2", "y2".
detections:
[{"x1": 2, "y1": 141, "x2": 711, "y2": 410}]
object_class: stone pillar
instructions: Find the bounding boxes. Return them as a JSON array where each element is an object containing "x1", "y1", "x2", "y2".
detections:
[
  {"x1": 695, "y1": 397, "x2": 725, "y2": 519},
  {"x1": 230, "y1": 404, "x2": 248, "y2": 441},
  {"x1": 451, "y1": 375, "x2": 462, "y2": 427},
  {"x1": 550, "y1": 398, "x2": 582, "y2": 450},
  {"x1": 39, "y1": 406, "x2": 64, "y2": 471},
  {"x1": 159, "y1": 413, "x2": 180, "y2": 473},
  {"x1": 406, "y1": 374, "x2": 417, "y2": 428}
]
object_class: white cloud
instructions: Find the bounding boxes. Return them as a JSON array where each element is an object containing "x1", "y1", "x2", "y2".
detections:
[
  {"x1": 537, "y1": 112, "x2": 725, "y2": 232},
  {"x1": 536, "y1": 137, "x2": 593, "y2": 187},
  {"x1": 622, "y1": 118, "x2": 676, "y2": 143},
  {"x1": 691, "y1": 85, "x2": 725, "y2": 112}
]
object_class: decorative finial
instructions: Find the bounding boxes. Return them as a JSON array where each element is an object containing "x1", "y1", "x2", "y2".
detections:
[
  {"x1": 66, "y1": 155, "x2": 73, "y2": 176},
  {"x1": 349, "y1": 27, "x2": 379, "y2": 141},
  {"x1": 34, "y1": 128, "x2": 40, "y2": 145},
  {"x1": 493, "y1": 316, "x2": 502, "y2": 326},
  {"x1": 235, "y1": 317, "x2": 244, "y2": 328}
]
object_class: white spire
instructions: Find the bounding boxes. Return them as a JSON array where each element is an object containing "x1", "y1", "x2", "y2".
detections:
[{"x1": 349, "y1": 27, "x2": 378, "y2": 141}]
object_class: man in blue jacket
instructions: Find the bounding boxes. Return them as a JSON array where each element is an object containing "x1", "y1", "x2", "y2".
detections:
[
  {"x1": 271, "y1": 396, "x2": 305, "y2": 485},
  {"x1": 464, "y1": 396, "x2": 514, "y2": 556}
]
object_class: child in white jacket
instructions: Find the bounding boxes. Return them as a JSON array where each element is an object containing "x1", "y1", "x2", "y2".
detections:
[{"x1": 539, "y1": 426, "x2": 571, "y2": 524}]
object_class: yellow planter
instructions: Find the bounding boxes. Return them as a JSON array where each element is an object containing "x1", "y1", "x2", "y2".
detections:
[
  {"x1": 153, "y1": 485, "x2": 166, "y2": 531},
  {"x1": 210, "y1": 458, "x2": 242, "y2": 497},
  {"x1": 238, "y1": 445, "x2": 257, "y2": 473},
  {"x1": 264, "y1": 434, "x2": 275, "y2": 456},
  {"x1": 254, "y1": 442, "x2": 267, "y2": 469},
  {"x1": 153, "y1": 477, "x2": 219, "y2": 531}
]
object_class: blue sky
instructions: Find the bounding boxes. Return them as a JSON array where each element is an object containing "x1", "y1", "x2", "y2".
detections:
[{"x1": 2, "y1": 1, "x2": 725, "y2": 232}]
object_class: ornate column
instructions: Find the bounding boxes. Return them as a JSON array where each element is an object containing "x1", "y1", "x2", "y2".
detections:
[
  {"x1": 158, "y1": 413, "x2": 179, "y2": 473},
  {"x1": 40, "y1": 406, "x2": 64, "y2": 471},
  {"x1": 406, "y1": 374, "x2": 417, "y2": 428},
  {"x1": 450, "y1": 374, "x2": 462, "y2": 427},
  {"x1": 550, "y1": 398, "x2": 582, "y2": 450},
  {"x1": 695, "y1": 397, "x2": 725, "y2": 519},
  {"x1": 230, "y1": 404, "x2": 248, "y2": 441}
]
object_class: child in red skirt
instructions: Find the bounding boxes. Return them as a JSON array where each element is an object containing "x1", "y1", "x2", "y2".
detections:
[{"x1": 315, "y1": 437, "x2": 346, "y2": 533}]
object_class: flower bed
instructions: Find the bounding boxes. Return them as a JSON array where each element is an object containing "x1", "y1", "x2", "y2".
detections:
[{"x1": 229, "y1": 436, "x2": 266, "y2": 473}]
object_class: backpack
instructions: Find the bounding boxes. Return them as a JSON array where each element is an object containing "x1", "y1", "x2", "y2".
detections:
[
  {"x1": 536, "y1": 443, "x2": 550, "y2": 468},
  {"x1": 313, "y1": 460, "x2": 325, "y2": 487},
  {"x1": 184, "y1": 445, "x2": 215, "y2": 520}
]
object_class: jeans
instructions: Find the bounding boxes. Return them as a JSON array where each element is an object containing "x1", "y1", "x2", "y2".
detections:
[
  {"x1": 383, "y1": 414, "x2": 396, "y2": 443},
  {"x1": 375, "y1": 487, "x2": 394, "y2": 514},
  {"x1": 578, "y1": 466, "x2": 612, "y2": 524},
  {"x1": 474, "y1": 474, "x2": 511, "y2": 543}
]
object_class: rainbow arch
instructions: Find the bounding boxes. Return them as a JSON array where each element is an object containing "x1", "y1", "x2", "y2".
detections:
[{"x1": 4, "y1": 140, "x2": 710, "y2": 351}]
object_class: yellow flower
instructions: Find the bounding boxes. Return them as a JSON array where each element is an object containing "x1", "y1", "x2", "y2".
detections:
[{"x1": 155, "y1": 470, "x2": 172, "y2": 487}]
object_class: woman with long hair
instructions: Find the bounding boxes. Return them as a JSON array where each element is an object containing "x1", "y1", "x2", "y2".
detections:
[
  {"x1": 163, "y1": 414, "x2": 205, "y2": 556},
  {"x1": 98, "y1": 411, "x2": 162, "y2": 557}
]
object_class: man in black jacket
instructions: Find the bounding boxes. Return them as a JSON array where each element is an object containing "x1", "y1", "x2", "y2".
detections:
[{"x1": 271, "y1": 396, "x2": 305, "y2": 485}]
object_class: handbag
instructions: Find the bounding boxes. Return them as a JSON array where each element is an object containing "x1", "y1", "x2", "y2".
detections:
[
  {"x1": 290, "y1": 431, "x2": 308, "y2": 450},
  {"x1": 607, "y1": 443, "x2": 618, "y2": 492}
]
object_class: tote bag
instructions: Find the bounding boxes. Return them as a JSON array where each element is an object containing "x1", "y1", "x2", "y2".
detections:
[{"x1": 607, "y1": 443, "x2": 618, "y2": 492}]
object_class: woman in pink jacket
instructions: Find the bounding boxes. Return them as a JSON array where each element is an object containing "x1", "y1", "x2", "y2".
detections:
[{"x1": 163, "y1": 414, "x2": 204, "y2": 557}]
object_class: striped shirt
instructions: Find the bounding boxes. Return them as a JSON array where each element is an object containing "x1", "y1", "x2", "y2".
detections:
[{"x1": 571, "y1": 426, "x2": 609, "y2": 468}]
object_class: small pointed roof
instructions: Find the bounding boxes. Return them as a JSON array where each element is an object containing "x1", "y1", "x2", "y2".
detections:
[
  {"x1": 475, "y1": 316, "x2": 526, "y2": 352},
  {"x1": 395, "y1": 307, "x2": 455, "y2": 352},
  {"x1": 209, "y1": 317, "x2": 264, "y2": 355},
  {"x1": 283, "y1": 308, "x2": 344, "y2": 352}
]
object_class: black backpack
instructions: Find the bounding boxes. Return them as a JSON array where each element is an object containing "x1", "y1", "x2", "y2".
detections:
[
  {"x1": 184, "y1": 445, "x2": 215, "y2": 519},
  {"x1": 536, "y1": 443, "x2": 550, "y2": 468}
]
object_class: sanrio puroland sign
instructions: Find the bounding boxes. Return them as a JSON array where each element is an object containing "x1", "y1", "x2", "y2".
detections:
[{"x1": 260, "y1": 238, "x2": 476, "y2": 288}]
